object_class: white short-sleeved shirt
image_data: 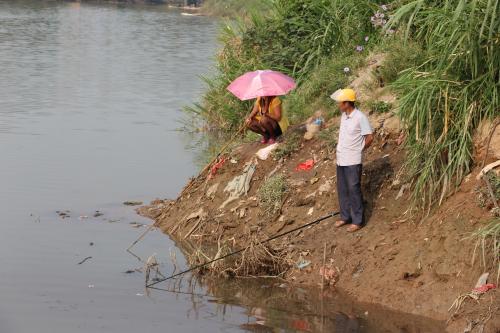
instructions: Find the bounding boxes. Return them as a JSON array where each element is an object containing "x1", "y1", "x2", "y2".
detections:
[{"x1": 336, "y1": 108, "x2": 373, "y2": 166}]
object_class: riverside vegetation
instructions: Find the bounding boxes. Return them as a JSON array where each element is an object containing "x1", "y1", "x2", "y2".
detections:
[
  {"x1": 191, "y1": 0, "x2": 500, "y2": 253},
  {"x1": 143, "y1": 0, "x2": 500, "y2": 331}
]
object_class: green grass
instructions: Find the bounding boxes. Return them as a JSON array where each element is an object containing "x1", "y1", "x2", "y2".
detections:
[
  {"x1": 273, "y1": 131, "x2": 302, "y2": 160},
  {"x1": 388, "y1": 0, "x2": 500, "y2": 210},
  {"x1": 257, "y1": 175, "x2": 288, "y2": 216},
  {"x1": 187, "y1": 0, "x2": 383, "y2": 131},
  {"x1": 470, "y1": 217, "x2": 500, "y2": 283},
  {"x1": 201, "y1": 0, "x2": 272, "y2": 17},
  {"x1": 367, "y1": 100, "x2": 393, "y2": 114},
  {"x1": 192, "y1": 0, "x2": 500, "y2": 215},
  {"x1": 377, "y1": 35, "x2": 424, "y2": 85}
]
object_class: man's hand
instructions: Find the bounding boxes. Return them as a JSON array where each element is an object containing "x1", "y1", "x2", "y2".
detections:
[
  {"x1": 245, "y1": 117, "x2": 252, "y2": 125},
  {"x1": 363, "y1": 134, "x2": 374, "y2": 150}
]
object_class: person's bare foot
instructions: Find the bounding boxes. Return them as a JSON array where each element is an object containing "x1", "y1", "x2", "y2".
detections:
[
  {"x1": 347, "y1": 224, "x2": 362, "y2": 232},
  {"x1": 335, "y1": 220, "x2": 348, "y2": 228}
]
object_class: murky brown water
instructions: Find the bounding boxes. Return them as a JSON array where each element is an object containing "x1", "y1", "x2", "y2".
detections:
[{"x1": 0, "y1": 2, "x2": 445, "y2": 332}]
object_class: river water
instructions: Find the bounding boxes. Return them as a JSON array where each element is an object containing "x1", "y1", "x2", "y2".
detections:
[{"x1": 0, "y1": 2, "x2": 445, "y2": 332}]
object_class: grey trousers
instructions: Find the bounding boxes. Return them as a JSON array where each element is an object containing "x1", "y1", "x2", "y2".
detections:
[{"x1": 336, "y1": 164, "x2": 364, "y2": 226}]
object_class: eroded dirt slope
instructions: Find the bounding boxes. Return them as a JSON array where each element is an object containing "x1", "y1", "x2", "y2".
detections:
[{"x1": 139, "y1": 106, "x2": 499, "y2": 332}]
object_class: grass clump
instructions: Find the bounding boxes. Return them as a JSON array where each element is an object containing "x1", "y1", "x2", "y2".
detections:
[
  {"x1": 471, "y1": 218, "x2": 500, "y2": 283},
  {"x1": 257, "y1": 175, "x2": 288, "y2": 216},
  {"x1": 367, "y1": 100, "x2": 393, "y2": 114},
  {"x1": 377, "y1": 37, "x2": 424, "y2": 85},
  {"x1": 388, "y1": 0, "x2": 500, "y2": 210},
  {"x1": 273, "y1": 132, "x2": 301, "y2": 160}
]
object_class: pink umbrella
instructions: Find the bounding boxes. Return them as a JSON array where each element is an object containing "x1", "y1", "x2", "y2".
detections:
[{"x1": 227, "y1": 70, "x2": 296, "y2": 101}]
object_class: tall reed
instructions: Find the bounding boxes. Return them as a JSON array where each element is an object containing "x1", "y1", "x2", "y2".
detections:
[{"x1": 389, "y1": 0, "x2": 500, "y2": 210}]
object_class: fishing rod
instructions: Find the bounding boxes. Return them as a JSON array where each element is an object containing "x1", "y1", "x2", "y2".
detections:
[{"x1": 146, "y1": 211, "x2": 340, "y2": 288}]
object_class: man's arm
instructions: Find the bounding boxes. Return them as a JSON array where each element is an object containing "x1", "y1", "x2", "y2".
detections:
[
  {"x1": 363, "y1": 134, "x2": 374, "y2": 150},
  {"x1": 360, "y1": 113, "x2": 373, "y2": 150}
]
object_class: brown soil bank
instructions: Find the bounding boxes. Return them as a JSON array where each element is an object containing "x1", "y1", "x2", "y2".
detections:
[{"x1": 139, "y1": 118, "x2": 499, "y2": 332}]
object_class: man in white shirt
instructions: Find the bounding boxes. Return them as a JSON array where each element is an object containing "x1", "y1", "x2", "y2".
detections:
[{"x1": 330, "y1": 89, "x2": 373, "y2": 232}]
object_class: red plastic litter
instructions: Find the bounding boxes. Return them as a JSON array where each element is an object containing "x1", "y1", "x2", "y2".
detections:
[
  {"x1": 208, "y1": 157, "x2": 226, "y2": 180},
  {"x1": 473, "y1": 283, "x2": 496, "y2": 294},
  {"x1": 296, "y1": 159, "x2": 315, "y2": 171}
]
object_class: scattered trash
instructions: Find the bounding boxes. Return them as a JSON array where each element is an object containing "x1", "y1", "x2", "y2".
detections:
[
  {"x1": 475, "y1": 272, "x2": 489, "y2": 287},
  {"x1": 184, "y1": 207, "x2": 209, "y2": 239},
  {"x1": 472, "y1": 272, "x2": 496, "y2": 295},
  {"x1": 77, "y1": 256, "x2": 92, "y2": 265},
  {"x1": 123, "y1": 201, "x2": 143, "y2": 206},
  {"x1": 145, "y1": 254, "x2": 161, "y2": 285},
  {"x1": 473, "y1": 283, "x2": 496, "y2": 294},
  {"x1": 205, "y1": 182, "x2": 220, "y2": 200},
  {"x1": 256, "y1": 143, "x2": 280, "y2": 160},
  {"x1": 136, "y1": 293, "x2": 144, "y2": 296},
  {"x1": 318, "y1": 180, "x2": 333, "y2": 195},
  {"x1": 289, "y1": 178, "x2": 306, "y2": 187},
  {"x1": 88, "y1": 284, "x2": 94, "y2": 288},
  {"x1": 230, "y1": 158, "x2": 238, "y2": 164},
  {"x1": 56, "y1": 210, "x2": 71, "y2": 219},
  {"x1": 450, "y1": 272, "x2": 497, "y2": 313},
  {"x1": 319, "y1": 265, "x2": 338, "y2": 286},
  {"x1": 93, "y1": 211, "x2": 103, "y2": 218},
  {"x1": 130, "y1": 222, "x2": 146, "y2": 228},
  {"x1": 79, "y1": 215, "x2": 89, "y2": 220},
  {"x1": 296, "y1": 159, "x2": 315, "y2": 171},
  {"x1": 208, "y1": 157, "x2": 226, "y2": 180},
  {"x1": 307, "y1": 207, "x2": 314, "y2": 216},
  {"x1": 395, "y1": 183, "x2": 411, "y2": 200},
  {"x1": 296, "y1": 258, "x2": 311, "y2": 270},
  {"x1": 304, "y1": 111, "x2": 325, "y2": 140},
  {"x1": 476, "y1": 160, "x2": 500, "y2": 180},
  {"x1": 220, "y1": 161, "x2": 257, "y2": 208},
  {"x1": 185, "y1": 208, "x2": 206, "y2": 222},
  {"x1": 310, "y1": 177, "x2": 319, "y2": 185}
]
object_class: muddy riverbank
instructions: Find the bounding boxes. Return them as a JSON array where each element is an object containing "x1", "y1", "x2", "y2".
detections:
[{"x1": 140, "y1": 113, "x2": 500, "y2": 331}]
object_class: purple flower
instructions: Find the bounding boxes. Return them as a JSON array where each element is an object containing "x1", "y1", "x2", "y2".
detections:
[
  {"x1": 381, "y1": 4, "x2": 388, "y2": 11},
  {"x1": 382, "y1": 19, "x2": 387, "y2": 25},
  {"x1": 343, "y1": 67, "x2": 350, "y2": 73},
  {"x1": 380, "y1": 13, "x2": 385, "y2": 18},
  {"x1": 364, "y1": 36, "x2": 370, "y2": 42},
  {"x1": 370, "y1": 16, "x2": 375, "y2": 22},
  {"x1": 356, "y1": 45, "x2": 364, "y2": 52}
]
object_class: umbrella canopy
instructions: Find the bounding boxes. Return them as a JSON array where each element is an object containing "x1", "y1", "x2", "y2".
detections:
[{"x1": 227, "y1": 70, "x2": 296, "y2": 101}]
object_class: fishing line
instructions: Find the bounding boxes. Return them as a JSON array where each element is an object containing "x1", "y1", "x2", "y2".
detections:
[{"x1": 146, "y1": 211, "x2": 339, "y2": 288}]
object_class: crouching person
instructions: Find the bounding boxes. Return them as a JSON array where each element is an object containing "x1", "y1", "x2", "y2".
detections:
[{"x1": 245, "y1": 95, "x2": 289, "y2": 144}]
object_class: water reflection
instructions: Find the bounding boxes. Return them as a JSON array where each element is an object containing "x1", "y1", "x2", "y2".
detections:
[
  {"x1": 149, "y1": 265, "x2": 446, "y2": 333},
  {"x1": 0, "y1": 2, "x2": 447, "y2": 332}
]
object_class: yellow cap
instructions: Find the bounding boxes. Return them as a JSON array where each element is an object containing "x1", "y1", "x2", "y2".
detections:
[{"x1": 330, "y1": 88, "x2": 356, "y2": 102}]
